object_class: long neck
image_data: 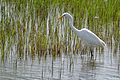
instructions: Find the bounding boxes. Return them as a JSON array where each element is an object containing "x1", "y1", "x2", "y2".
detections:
[{"x1": 69, "y1": 18, "x2": 79, "y2": 34}]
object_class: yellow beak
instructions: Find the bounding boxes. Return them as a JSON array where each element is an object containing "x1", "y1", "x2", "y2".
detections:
[{"x1": 58, "y1": 16, "x2": 63, "y2": 21}]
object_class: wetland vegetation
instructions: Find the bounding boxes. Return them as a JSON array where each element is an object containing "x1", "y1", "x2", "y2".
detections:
[{"x1": 0, "y1": 0, "x2": 119, "y2": 80}]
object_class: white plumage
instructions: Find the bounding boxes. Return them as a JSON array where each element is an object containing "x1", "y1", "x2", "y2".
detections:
[
  {"x1": 77, "y1": 28, "x2": 106, "y2": 47},
  {"x1": 58, "y1": 12, "x2": 106, "y2": 58}
]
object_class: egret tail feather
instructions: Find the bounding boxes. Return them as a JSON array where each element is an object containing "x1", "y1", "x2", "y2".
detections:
[{"x1": 101, "y1": 40, "x2": 106, "y2": 47}]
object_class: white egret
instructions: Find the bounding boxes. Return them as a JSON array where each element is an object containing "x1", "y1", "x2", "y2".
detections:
[{"x1": 58, "y1": 13, "x2": 106, "y2": 58}]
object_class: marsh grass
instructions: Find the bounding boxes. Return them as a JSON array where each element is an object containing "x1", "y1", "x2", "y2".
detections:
[{"x1": 0, "y1": 0, "x2": 119, "y2": 62}]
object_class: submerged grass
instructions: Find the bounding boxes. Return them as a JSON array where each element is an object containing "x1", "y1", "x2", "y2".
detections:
[{"x1": 0, "y1": 0, "x2": 119, "y2": 62}]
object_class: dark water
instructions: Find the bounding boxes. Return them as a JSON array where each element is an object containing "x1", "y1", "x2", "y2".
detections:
[{"x1": 0, "y1": 45, "x2": 120, "y2": 80}]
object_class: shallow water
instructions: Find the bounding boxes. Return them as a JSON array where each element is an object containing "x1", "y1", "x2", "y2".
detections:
[{"x1": 0, "y1": 45, "x2": 120, "y2": 80}]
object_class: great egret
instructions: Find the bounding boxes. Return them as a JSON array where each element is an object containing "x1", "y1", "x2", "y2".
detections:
[{"x1": 58, "y1": 13, "x2": 106, "y2": 58}]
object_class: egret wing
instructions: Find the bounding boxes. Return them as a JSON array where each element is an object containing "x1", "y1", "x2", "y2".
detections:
[{"x1": 78, "y1": 28, "x2": 103, "y2": 46}]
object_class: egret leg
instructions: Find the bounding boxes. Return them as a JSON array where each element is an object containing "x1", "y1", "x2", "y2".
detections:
[
  {"x1": 81, "y1": 47, "x2": 86, "y2": 55},
  {"x1": 90, "y1": 48, "x2": 94, "y2": 59},
  {"x1": 80, "y1": 46, "x2": 84, "y2": 55}
]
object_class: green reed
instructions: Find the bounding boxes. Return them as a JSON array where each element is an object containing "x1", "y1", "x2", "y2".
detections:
[{"x1": 0, "y1": 0, "x2": 119, "y2": 61}]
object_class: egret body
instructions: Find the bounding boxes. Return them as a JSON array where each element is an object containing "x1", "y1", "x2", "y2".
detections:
[{"x1": 58, "y1": 13, "x2": 106, "y2": 58}]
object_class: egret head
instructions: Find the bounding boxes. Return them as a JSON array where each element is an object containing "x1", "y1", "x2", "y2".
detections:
[{"x1": 58, "y1": 12, "x2": 73, "y2": 23}]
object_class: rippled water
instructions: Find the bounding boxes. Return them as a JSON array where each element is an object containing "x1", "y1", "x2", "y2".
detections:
[{"x1": 0, "y1": 45, "x2": 120, "y2": 80}]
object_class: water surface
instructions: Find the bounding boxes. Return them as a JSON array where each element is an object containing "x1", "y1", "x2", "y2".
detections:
[{"x1": 0, "y1": 45, "x2": 120, "y2": 80}]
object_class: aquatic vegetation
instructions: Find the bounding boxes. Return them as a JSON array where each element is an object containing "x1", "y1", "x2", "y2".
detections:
[{"x1": 0, "y1": 0, "x2": 119, "y2": 62}]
